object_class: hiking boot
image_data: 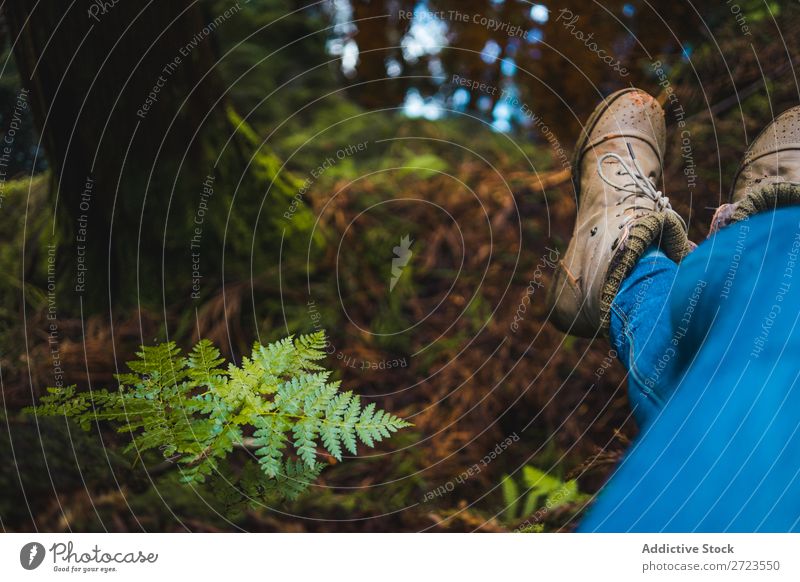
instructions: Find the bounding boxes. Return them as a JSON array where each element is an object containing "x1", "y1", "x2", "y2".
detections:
[
  {"x1": 711, "y1": 105, "x2": 800, "y2": 233},
  {"x1": 548, "y1": 88, "x2": 692, "y2": 337}
]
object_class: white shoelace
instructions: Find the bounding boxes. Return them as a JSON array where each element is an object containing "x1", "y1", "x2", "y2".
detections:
[{"x1": 596, "y1": 142, "x2": 687, "y2": 232}]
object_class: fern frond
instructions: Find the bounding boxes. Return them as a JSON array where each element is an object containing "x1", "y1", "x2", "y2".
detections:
[
  {"x1": 252, "y1": 416, "x2": 290, "y2": 478},
  {"x1": 28, "y1": 331, "x2": 409, "y2": 504},
  {"x1": 292, "y1": 331, "x2": 327, "y2": 371},
  {"x1": 277, "y1": 458, "x2": 323, "y2": 500},
  {"x1": 126, "y1": 342, "x2": 186, "y2": 388},
  {"x1": 292, "y1": 417, "x2": 319, "y2": 468},
  {"x1": 187, "y1": 339, "x2": 227, "y2": 389}
]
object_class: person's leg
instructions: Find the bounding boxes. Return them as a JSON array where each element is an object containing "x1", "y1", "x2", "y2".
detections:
[
  {"x1": 579, "y1": 104, "x2": 800, "y2": 531},
  {"x1": 580, "y1": 205, "x2": 800, "y2": 532},
  {"x1": 547, "y1": 88, "x2": 692, "y2": 339},
  {"x1": 608, "y1": 246, "x2": 679, "y2": 428}
]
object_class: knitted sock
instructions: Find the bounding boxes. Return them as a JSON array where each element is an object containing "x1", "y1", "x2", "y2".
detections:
[
  {"x1": 731, "y1": 182, "x2": 800, "y2": 223},
  {"x1": 599, "y1": 211, "x2": 692, "y2": 333}
]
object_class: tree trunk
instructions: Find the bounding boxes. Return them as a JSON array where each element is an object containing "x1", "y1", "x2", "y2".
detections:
[{"x1": 4, "y1": 0, "x2": 233, "y2": 309}]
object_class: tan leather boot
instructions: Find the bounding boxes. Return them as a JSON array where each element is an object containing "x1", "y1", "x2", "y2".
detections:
[
  {"x1": 710, "y1": 105, "x2": 800, "y2": 233},
  {"x1": 548, "y1": 88, "x2": 692, "y2": 337}
]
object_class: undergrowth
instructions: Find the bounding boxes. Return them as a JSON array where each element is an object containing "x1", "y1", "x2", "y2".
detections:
[{"x1": 28, "y1": 331, "x2": 410, "y2": 504}]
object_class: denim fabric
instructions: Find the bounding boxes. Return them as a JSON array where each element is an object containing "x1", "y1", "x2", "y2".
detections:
[
  {"x1": 609, "y1": 246, "x2": 679, "y2": 428},
  {"x1": 580, "y1": 206, "x2": 800, "y2": 532}
]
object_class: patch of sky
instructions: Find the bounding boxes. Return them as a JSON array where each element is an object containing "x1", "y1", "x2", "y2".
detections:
[
  {"x1": 530, "y1": 4, "x2": 549, "y2": 24},
  {"x1": 401, "y1": 1, "x2": 448, "y2": 63},
  {"x1": 402, "y1": 88, "x2": 444, "y2": 120},
  {"x1": 501, "y1": 58, "x2": 517, "y2": 77},
  {"x1": 480, "y1": 39, "x2": 503, "y2": 64}
]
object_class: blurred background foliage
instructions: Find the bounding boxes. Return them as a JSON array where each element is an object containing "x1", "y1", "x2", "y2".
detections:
[{"x1": 0, "y1": 0, "x2": 797, "y2": 531}]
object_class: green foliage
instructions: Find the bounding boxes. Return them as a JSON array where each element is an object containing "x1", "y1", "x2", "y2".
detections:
[
  {"x1": 223, "y1": 105, "x2": 318, "y2": 241},
  {"x1": 29, "y1": 331, "x2": 410, "y2": 503},
  {"x1": 500, "y1": 466, "x2": 588, "y2": 527},
  {"x1": 388, "y1": 151, "x2": 449, "y2": 179}
]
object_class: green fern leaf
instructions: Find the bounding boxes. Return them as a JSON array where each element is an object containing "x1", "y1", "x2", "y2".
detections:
[
  {"x1": 187, "y1": 339, "x2": 227, "y2": 388},
  {"x1": 28, "y1": 330, "x2": 409, "y2": 504},
  {"x1": 292, "y1": 416, "x2": 319, "y2": 468}
]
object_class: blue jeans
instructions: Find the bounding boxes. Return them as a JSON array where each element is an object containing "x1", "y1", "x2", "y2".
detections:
[{"x1": 579, "y1": 206, "x2": 800, "y2": 532}]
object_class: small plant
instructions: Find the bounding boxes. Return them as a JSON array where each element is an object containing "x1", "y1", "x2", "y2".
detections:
[
  {"x1": 29, "y1": 331, "x2": 410, "y2": 503},
  {"x1": 500, "y1": 465, "x2": 588, "y2": 529}
]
